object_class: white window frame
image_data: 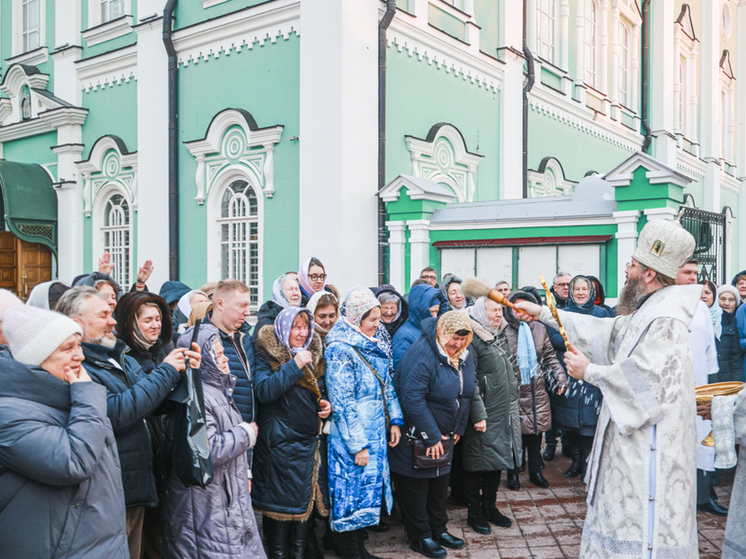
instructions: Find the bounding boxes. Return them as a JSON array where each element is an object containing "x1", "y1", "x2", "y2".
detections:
[
  {"x1": 674, "y1": 6, "x2": 699, "y2": 146},
  {"x1": 720, "y1": 68, "x2": 736, "y2": 164},
  {"x1": 12, "y1": 0, "x2": 45, "y2": 56},
  {"x1": 93, "y1": 185, "x2": 134, "y2": 290},
  {"x1": 100, "y1": 0, "x2": 125, "y2": 23},
  {"x1": 617, "y1": 21, "x2": 631, "y2": 108},
  {"x1": 87, "y1": 0, "x2": 131, "y2": 29},
  {"x1": 583, "y1": 0, "x2": 599, "y2": 89},
  {"x1": 537, "y1": 0, "x2": 558, "y2": 65}
]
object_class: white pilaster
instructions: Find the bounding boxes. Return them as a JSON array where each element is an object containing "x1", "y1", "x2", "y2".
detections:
[
  {"x1": 407, "y1": 220, "x2": 431, "y2": 281},
  {"x1": 386, "y1": 221, "x2": 407, "y2": 294},
  {"x1": 703, "y1": 160, "x2": 722, "y2": 212},
  {"x1": 643, "y1": 207, "x2": 677, "y2": 221},
  {"x1": 574, "y1": 1, "x2": 586, "y2": 103},
  {"x1": 499, "y1": 0, "x2": 524, "y2": 200},
  {"x1": 53, "y1": 143, "x2": 84, "y2": 283},
  {"x1": 55, "y1": 0, "x2": 80, "y2": 48},
  {"x1": 299, "y1": 0, "x2": 379, "y2": 294},
  {"x1": 648, "y1": 0, "x2": 676, "y2": 165},
  {"x1": 599, "y1": 0, "x2": 609, "y2": 95},
  {"x1": 526, "y1": 0, "x2": 537, "y2": 53},
  {"x1": 613, "y1": 210, "x2": 640, "y2": 296},
  {"x1": 560, "y1": 0, "x2": 569, "y2": 70},
  {"x1": 737, "y1": 0, "x2": 746, "y2": 177},
  {"x1": 135, "y1": 18, "x2": 170, "y2": 289},
  {"x1": 51, "y1": 47, "x2": 82, "y2": 112},
  {"x1": 630, "y1": 23, "x2": 640, "y2": 114},
  {"x1": 699, "y1": 0, "x2": 721, "y2": 163}
]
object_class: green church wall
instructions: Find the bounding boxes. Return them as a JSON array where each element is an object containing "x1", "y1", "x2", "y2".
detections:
[
  {"x1": 81, "y1": 80, "x2": 138, "y2": 158},
  {"x1": 174, "y1": 0, "x2": 269, "y2": 31},
  {"x1": 474, "y1": 0, "x2": 498, "y2": 56},
  {"x1": 2, "y1": 131, "x2": 57, "y2": 165}
]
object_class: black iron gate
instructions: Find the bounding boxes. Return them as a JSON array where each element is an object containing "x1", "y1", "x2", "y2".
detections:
[{"x1": 678, "y1": 206, "x2": 727, "y2": 284}]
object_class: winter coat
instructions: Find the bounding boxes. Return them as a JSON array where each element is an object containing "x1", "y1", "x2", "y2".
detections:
[
  {"x1": 0, "y1": 359, "x2": 128, "y2": 559},
  {"x1": 548, "y1": 286, "x2": 568, "y2": 309},
  {"x1": 252, "y1": 300, "x2": 284, "y2": 341},
  {"x1": 204, "y1": 312, "x2": 256, "y2": 423},
  {"x1": 389, "y1": 317, "x2": 475, "y2": 479},
  {"x1": 736, "y1": 303, "x2": 746, "y2": 377},
  {"x1": 375, "y1": 284, "x2": 409, "y2": 338},
  {"x1": 462, "y1": 319, "x2": 522, "y2": 472},
  {"x1": 162, "y1": 328, "x2": 266, "y2": 559},
  {"x1": 82, "y1": 339, "x2": 181, "y2": 507},
  {"x1": 392, "y1": 284, "x2": 448, "y2": 369},
  {"x1": 552, "y1": 279, "x2": 610, "y2": 435},
  {"x1": 324, "y1": 319, "x2": 404, "y2": 532},
  {"x1": 252, "y1": 326, "x2": 330, "y2": 520},
  {"x1": 158, "y1": 280, "x2": 191, "y2": 307},
  {"x1": 504, "y1": 307, "x2": 567, "y2": 435},
  {"x1": 713, "y1": 311, "x2": 744, "y2": 383}
]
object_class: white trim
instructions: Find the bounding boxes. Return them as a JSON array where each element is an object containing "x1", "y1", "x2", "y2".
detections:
[
  {"x1": 0, "y1": 107, "x2": 87, "y2": 142},
  {"x1": 82, "y1": 15, "x2": 133, "y2": 47},
  {"x1": 643, "y1": 207, "x2": 678, "y2": 221},
  {"x1": 387, "y1": 221, "x2": 407, "y2": 295},
  {"x1": 613, "y1": 209, "x2": 640, "y2": 296},
  {"x1": 429, "y1": 216, "x2": 617, "y2": 231},
  {"x1": 172, "y1": 0, "x2": 300, "y2": 66},
  {"x1": 528, "y1": 157, "x2": 576, "y2": 197},
  {"x1": 12, "y1": 0, "x2": 46, "y2": 57},
  {"x1": 6, "y1": 46, "x2": 48, "y2": 66},
  {"x1": 407, "y1": 219, "x2": 432, "y2": 280},
  {"x1": 604, "y1": 152, "x2": 693, "y2": 188},
  {"x1": 202, "y1": 0, "x2": 230, "y2": 7},
  {"x1": 379, "y1": 175, "x2": 457, "y2": 204},
  {"x1": 87, "y1": 0, "x2": 131, "y2": 29},
  {"x1": 92, "y1": 183, "x2": 134, "y2": 289},
  {"x1": 75, "y1": 44, "x2": 137, "y2": 92},
  {"x1": 77, "y1": 136, "x2": 138, "y2": 217}
]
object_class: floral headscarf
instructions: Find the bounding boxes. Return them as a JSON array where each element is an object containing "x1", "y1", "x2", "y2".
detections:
[
  {"x1": 436, "y1": 310, "x2": 473, "y2": 367},
  {"x1": 274, "y1": 307, "x2": 315, "y2": 354}
]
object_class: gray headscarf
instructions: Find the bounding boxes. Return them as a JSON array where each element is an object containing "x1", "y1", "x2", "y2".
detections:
[{"x1": 468, "y1": 296, "x2": 501, "y2": 336}]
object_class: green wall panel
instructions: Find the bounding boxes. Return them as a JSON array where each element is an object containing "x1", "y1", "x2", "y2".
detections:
[
  {"x1": 3, "y1": 131, "x2": 57, "y2": 164},
  {"x1": 81, "y1": 80, "x2": 138, "y2": 158},
  {"x1": 474, "y1": 0, "x2": 498, "y2": 56},
  {"x1": 174, "y1": 0, "x2": 269, "y2": 31}
]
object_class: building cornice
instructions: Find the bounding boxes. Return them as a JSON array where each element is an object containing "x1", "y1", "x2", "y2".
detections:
[
  {"x1": 6, "y1": 47, "x2": 49, "y2": 67},
  {"x1": 75, "y1": 45, "x2": 137, "y2": 92},
  {"x1": 82, "y1": 16, "x2": 134, "y2": 47},
  {"x1": 429, "y1": 216, "x2": 617, "y2": 231}
]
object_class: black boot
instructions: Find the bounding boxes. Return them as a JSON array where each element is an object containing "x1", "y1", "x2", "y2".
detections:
[
  {"x1": 564, "y1": 445, "x2": 583, "y2": 478},
  {"x1": 322, "y1": 519, "x2": 339, "y2": 554},
  {"x1": 289, "y1": 520, "x2": 311, "y2": 559},
  {"x1": 305, "y1": 516, "x2": 325, "y2": 559},
  {"x1": 357, "y1": 529, "x2": 383, "y2": 559},
  {"x1": 263, "y1": 516, "x2": 291, "y2": 559},
  {"x1": 465, "y1": 472, "x2": 491, "y2": 535},
  {"x1": 542, "y1": 444, "x2": 556, "y2": 461},
  {"x1": 334, "y1": 529, "x2": 362, "y2": 559},
  {"x1": 579, "y1": 437, "x2": 593, "y2": 478},
  {"x1": 507, "y1": 470, "x2": 520, "y2": 490},
  {"x1": 482, "y1": 471, "x2": 511, "y2": 528}
]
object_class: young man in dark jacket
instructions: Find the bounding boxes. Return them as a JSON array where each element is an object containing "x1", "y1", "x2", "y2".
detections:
[{"x1": 58, "y1": 286, "x2": 200, "y2": 559}]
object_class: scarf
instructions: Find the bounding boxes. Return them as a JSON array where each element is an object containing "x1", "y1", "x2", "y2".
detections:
[
  {"x1": 274, "y1": 307, "x2": 314, "y2": 355},
  {"x1": 708, "y1": 303, "x2": 723, "y2": 340},
  {"x1": 272, "y1": 274, "x2": 294, "y2": 309},
  {"x1": 177, "y1": 290, "x2": 205, "y2": 319},
  {"x1": 435, "y1": 310, "x2": 473, "y2": 368},
  {"x1": 298, "y1": 257, "x2": 325, "y2": 297},
  {"x1": 517, "y1": 322, "x2": 539, "y2": 385},
  {"x1": 468, "y1": 297, "x2": 500, "y2": 336},
  {"x1": 132, "y1": 319, "x2": 157, "y2": 353}
]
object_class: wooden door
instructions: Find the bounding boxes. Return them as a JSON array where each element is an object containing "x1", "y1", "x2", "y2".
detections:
[
  {"x1": 0, "y1": 232, "x2": 16, "y2": 294},
  {"x1": 0, "y1": 232, "x2": 52, "y2": 299}
]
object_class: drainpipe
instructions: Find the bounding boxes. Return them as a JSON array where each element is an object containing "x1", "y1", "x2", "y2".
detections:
[
  {"x1": 378, "y1": 0, "x2": 396, "y2": 286},
  {"x1": 641, "y1": 0, "x2": 652, "y2": 153},
  {"x1": 522, "y1": 0, "x2": 535, "y2": 198},
  {"x1": 163, "y1": 0, "x2": 179, "y2": 280}
]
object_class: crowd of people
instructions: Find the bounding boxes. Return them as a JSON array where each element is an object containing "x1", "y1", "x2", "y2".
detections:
[{"x1": 1, "y1": 232, "x2": 746, "y2": 559}]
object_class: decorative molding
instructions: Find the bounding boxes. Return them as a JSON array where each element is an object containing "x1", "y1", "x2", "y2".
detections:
[
  {"x1": 5, "y1": 46, "x2": 49, "y2": 67},
  {"x1": 429, "y1": 215, "x2": 617, "y2": 231},
  {"x1": 528, "y1": 157, "x2": 576, "y2": 197},
  {"x1": 172, "y1": 0, "x2": 300, "y2": 66},
  {"x1": 185, "y1": 108, "x2": 283, "y2": 203},
  {"x1": 405, "y1": 123, "x2": 483, "y2": 202},
  {"x1": 604, "y1": 151, "x2": 693, "y2": 188},
  {"x1": 0, "y1": 117, "x2": 53, "y2": 142},
  {"x1": 202, "y1": 0, "x2": 230, "y2": 7},
  {"x1": 82, "y1": 15, "x2": 134, "y2": 47},
  {"x1": 77, "y1": 135, "x2": 138, "y2": 216},
  {"x1": 75, "y1": 45, "x2": 137, "y2": 92},
  {"x1": 379, "y1": 174, "x2": 457, "y2": 204},
  {"x1": 0, "y1": 64, "x2": 50, "y2": 96}
]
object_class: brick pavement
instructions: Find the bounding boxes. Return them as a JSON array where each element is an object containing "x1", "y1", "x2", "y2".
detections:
[{"x1": 358, "y1": 450, "x2": 734, "y2": 559}]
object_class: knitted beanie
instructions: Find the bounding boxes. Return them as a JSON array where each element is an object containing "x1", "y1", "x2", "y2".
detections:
[
  {"x1": 3, "y1": 305, "x2": 82, "y2": 366},
  {"x1": 345, "y1": 289, "x2": 380, "y2": 328},
  {"x1": 0, "y1": 289, "x2": 22, "y2": 321}
]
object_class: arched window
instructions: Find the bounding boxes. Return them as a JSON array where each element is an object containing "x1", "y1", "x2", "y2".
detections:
[
  {"x1": 583, "y1": 0, "x2": 598, "y2": 88},
  {"x1": 537, "y1": 0, "x2": 557, "y2": 64},
  {"x1": 102, "y1": 193, "x2": 131, "y2": 288},
  {"x1": 217, "y1": 180, "x2": 259, "y2": 305},
  {"x1": 617, "y1": 22, "x2": 630, "y2": 107}
]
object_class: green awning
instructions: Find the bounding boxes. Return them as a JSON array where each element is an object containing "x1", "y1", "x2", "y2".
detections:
[{"x1": 0, "y1": 160, "x2": 57, "y2": 253}]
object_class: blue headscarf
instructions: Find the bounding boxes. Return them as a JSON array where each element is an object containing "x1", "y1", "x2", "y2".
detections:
[
  {"x1": 274, "y1": 307, "x2": 315, "y2": 354},
  {"x1": 272, "y1": 274, "x2": 299, "y2": 309}
]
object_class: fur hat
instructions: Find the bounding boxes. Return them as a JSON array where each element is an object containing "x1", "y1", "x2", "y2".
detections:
[
  {"x1": 632, "y1": 220, "x2": 695, "y2": 280},
  {"x1": 0, "y1": 289, "x2": 22, "y2": 321},
  {"x1": 4, "y1": 305, "x2": 81, "y2": 366}
]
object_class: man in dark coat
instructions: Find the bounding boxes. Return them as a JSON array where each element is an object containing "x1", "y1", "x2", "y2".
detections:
[{"x1": 58, "y1": 286, "x2": 199, "y2": 559}]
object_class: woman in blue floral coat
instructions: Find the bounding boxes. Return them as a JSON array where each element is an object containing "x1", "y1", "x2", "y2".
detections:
[{"x1": 325, "y1": 288, "x2": 404, "y2": 559}]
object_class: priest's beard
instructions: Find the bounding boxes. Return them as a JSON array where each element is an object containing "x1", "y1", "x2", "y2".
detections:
[{"x1": 616, "y1": 275, "x2": 648, "y2": 316}]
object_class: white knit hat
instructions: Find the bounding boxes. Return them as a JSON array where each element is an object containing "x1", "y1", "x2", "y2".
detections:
[
  {"x1": 631, "y1": 219, "x2": 695, "y2": 280},
  {"x1": 3, "y1": 305, "x2": 82, "y2": 366},
  {"x1": 0, "y1": 289, "x2": 22, "y2": 321}
]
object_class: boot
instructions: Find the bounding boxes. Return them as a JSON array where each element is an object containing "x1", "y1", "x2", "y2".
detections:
[
  {"x1": 564, "y1": 445, "x2": 583, "y2": 478},
  {"x1": 305, "y1": 516, "x2": 325, "y2": 559},
  {"x1": 289, "y1": 520, "x2": 311, "y2": 559},
  {"x1": 357, "y1": 530, "x2": 384, "y2": 559},
  {"x1": 579, "y1": 437, "x2": 593, "y2": 478},
  {"x1": 481, "y1": 471, "x2": 511, "y2": 528},
  {"x1": 334, "y1": 529, "x2": 362, "y2": 559},
  {"x1": 322, "y1": 520, "x2": 339, "y2": 554},
  {"x1": 507, "y1": 470, "x2": 520, "y2": 490},
  {"x1": 465, "y1": 473, "x2": 490, "y2": 535},
  {"x1": 542, "y1": 443, "x2": 556, "y2": 461},
  {"x1": 263, "y1": 516, "x2": 291, "y2": 559}
]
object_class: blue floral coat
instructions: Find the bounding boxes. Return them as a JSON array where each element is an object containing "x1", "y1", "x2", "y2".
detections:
[{"x1": 324, "y1": 319, "x2": 404, "y2": 532}]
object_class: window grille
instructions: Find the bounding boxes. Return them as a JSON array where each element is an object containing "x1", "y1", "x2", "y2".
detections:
[
  {"x1": 537, "y1": 0, "x2": 556, "y2": 64},
  {"x1": 22, "y1": 0, "x2": 40, "y2": 52},
  {"x1": 101, "y1": 0, "x2": 124, "y2": 23},
  {"x1": 102, "y1": 194, "x2": 131, "y2": 288},
  {"x1": 618, "y1": 22, "x2": 630, "y2": 107}
]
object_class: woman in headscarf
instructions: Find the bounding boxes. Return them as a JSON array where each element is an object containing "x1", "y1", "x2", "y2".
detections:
[
  {"x1": 254, "y1": 274, "x2": 303, "y2": 341},
  {"x1": 325, "y1": 289, "x2": 403, "y2": 559},
  {"x1": 388, "y1": 311, "x2": 475, "y2": 559},
  {"x1": 26, "y1": 281, "x2": 69, "y2": 310},
  {"x1": 252, "y1": 307, "x2": 331, "y2": 559},
  {"x1": 162, "y1": 325, "x2": 265, "y2": 559},
  {"x1": 308, "y1": 291, "x2": 339, "y2": 348},
  {"x1": 709, "y1": 282, "x2": 744, "y2": 383},
  {"x1": 503, "y1": 291, "x2": 567, "y2": 490},
  {"x1": 462, "y1": 297, "x2": 521, "y2": 535},
  {"x1": 298, "y1": 257, "x2": 329, "y2": 306},
  {"x1": 172, "y1": 290, "x2": 210, "y2": 341},
  {"x1": 441, "y1": 274, "x2": 472, "y2": 314},
  {"x1": 375, "y1": 285, "x2": 409, "y2": 338}
]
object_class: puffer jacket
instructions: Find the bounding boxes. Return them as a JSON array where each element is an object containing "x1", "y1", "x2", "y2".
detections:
[
  {"x1": 713, "y1": 310, "x2": 744, "y2": 383},
  {"x1": 552, "y1": 277, "x2": 610, "y2": 435},
  {"x1": 204, "y1": 312, "x2": 256, "y2": 422},
  {"x1": 162, "y1": 327, "x2": 266, "y2": 559},
  {"x1": 462, "y1": 318, "x2": 522, "y2": 472},
  {"x1": 504, "y1": 294, "x2": 567, "y2": 435},
  {"x1": 252, "y1": 300, "x2": 284, "y2": 341},
  {"x1": 325, "y1": 319, "x2": 404, "y2": 532},
  {"x1": 389, "y1": 317, "x2": 475, "y2": 479},
  {"x1": 392, "y1": 284, "x2": 448, "y2": 369},
  {"x1": 0, "y1": 359, "x2": 128, "y2": 559},
  {"x1": 252, "y1": 325, "x2": 330, "y2": 520},
  {"x1": 82, "y1": 339, "x2": 181, "y2": 507}
]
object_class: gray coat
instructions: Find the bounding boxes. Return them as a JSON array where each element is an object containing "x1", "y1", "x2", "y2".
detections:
[
  {"x1": 462, "y1": 320, "x2": 522, "y2": 472},
  {"x1": 161, "y1": 327, "x2": 266, "y2": 559},
  {"x1": 0, "y1": 359, "x2": 128, "y2": 559}
]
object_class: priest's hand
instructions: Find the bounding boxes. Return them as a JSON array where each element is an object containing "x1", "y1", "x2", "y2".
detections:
[
  {"x1": 513, "y1": 300, "x2": 541, "y2": 320},
  {"x1": 697, "y1": 403, "x2": 712, "y2": 421},
  {"x1": 564, "y1": 342, "x2": 589, "y2": 381}
]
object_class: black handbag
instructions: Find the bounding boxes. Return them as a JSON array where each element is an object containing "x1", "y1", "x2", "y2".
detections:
[{"x1": 411, "y1": 393, "x2": 462, "y2": 470}]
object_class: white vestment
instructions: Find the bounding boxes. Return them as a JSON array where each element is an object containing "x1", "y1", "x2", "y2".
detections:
[
  {"x1": 540, "y1": 284, "x2": 702, "y2": 559},
  {"x1": 689, "y1": 301, "x2": 719, "y2": 471}
]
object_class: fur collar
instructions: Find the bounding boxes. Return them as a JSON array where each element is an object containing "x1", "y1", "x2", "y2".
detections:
[
  {"x1": 469, "y1": 317, "x2": 495, "y2": 343},
  {"x1": 255, "y1": 325, "x2": 326, "y2": 400}
]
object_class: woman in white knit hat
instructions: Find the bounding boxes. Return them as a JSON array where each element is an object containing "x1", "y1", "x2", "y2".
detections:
[{"x1": 0, "y1": 305, "x2": 128, "y2": 558}]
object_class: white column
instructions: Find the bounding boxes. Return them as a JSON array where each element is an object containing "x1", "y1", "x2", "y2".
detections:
[
  {"x1": 53, "y1": 143, "x2": 84, "y2": 283},
  {"x1": 135, "y1": 18, "x2": 170, "y2": 289},
  {"x1": 499, "y1": 0, "x2": 524, "y2": 200},
  {"x1": 672, "y1": 30, "x2": 682, "y2": 142},
  {"x1": 737, "y1": 1, "x2": 746, "y2": 176},
  {"x1": 560, "y1": 0, "x2": 570, "y2": 91},
  {"x1": 599, "y1": 0, "x2": 609, "y2": 110},
  {"x1": 610, "y1": 6, "x2": 620, "y2": 120},
  {"x1": 407, "y1": 220, "x2": 431, "y2": 280},
  {"x1": 386, "y1": 221, "x2": 407, "y2": 294},
  {"x1": 631, "y1": 23, "x2": 640, "y2": 114},
  {"x1": 700, "y1": 0, "x2": 722, "y2": 211},
  {"x1": 643, "y1": 207, "x2": 677, "y2": 221},
  {"x1": 299, "y1": 0, "x2": 379, "y2": 294},
  {"x1": 688, "y1": 46, "x2": 700, "y2": 155},
  {"x1": 649, "y1": 0, "x2": 676, "y2": 166},
  {"x1": 574, "y1": 0, "x2": 586, "y2": 103},
  {"x1": 55, "y1": 0, "x2": 80, "y2": 48},
  {"x1": 613, "y1": 210, "x2": 640, "y2": 297}
]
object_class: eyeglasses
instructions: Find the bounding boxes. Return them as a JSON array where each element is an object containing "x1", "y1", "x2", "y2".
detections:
[
  {"x1": 554, "y1": 282, "x2": 570, "y2": 288},
  {"x1": 309, "y1": 274, "x2": 327, "y2": 282},
  {"x1": 420, "y1": 275, "x2": 437, "y2": 281},
  {"x1": 626, "y1": 262, "x2": 639, "y2": 270}
]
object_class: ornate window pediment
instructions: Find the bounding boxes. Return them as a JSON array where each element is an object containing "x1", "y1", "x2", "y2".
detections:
[
  {"x1": 77, "y1": 135, "x2": 138, "y2": 217},
  {"x1": 185, "y1": 108, "x2": 283, "y2": 204},
  {"x1": 528, "y1": 157, "x2": 576, "y2": 197},
  {"x1": 405, "y1": 123, "x2": 483, "y2": 203}
]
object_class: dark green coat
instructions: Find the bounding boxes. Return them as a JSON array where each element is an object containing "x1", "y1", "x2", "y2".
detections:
[{"x1": 462, "y1": 320, "x2": 522, "y2": 472}]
